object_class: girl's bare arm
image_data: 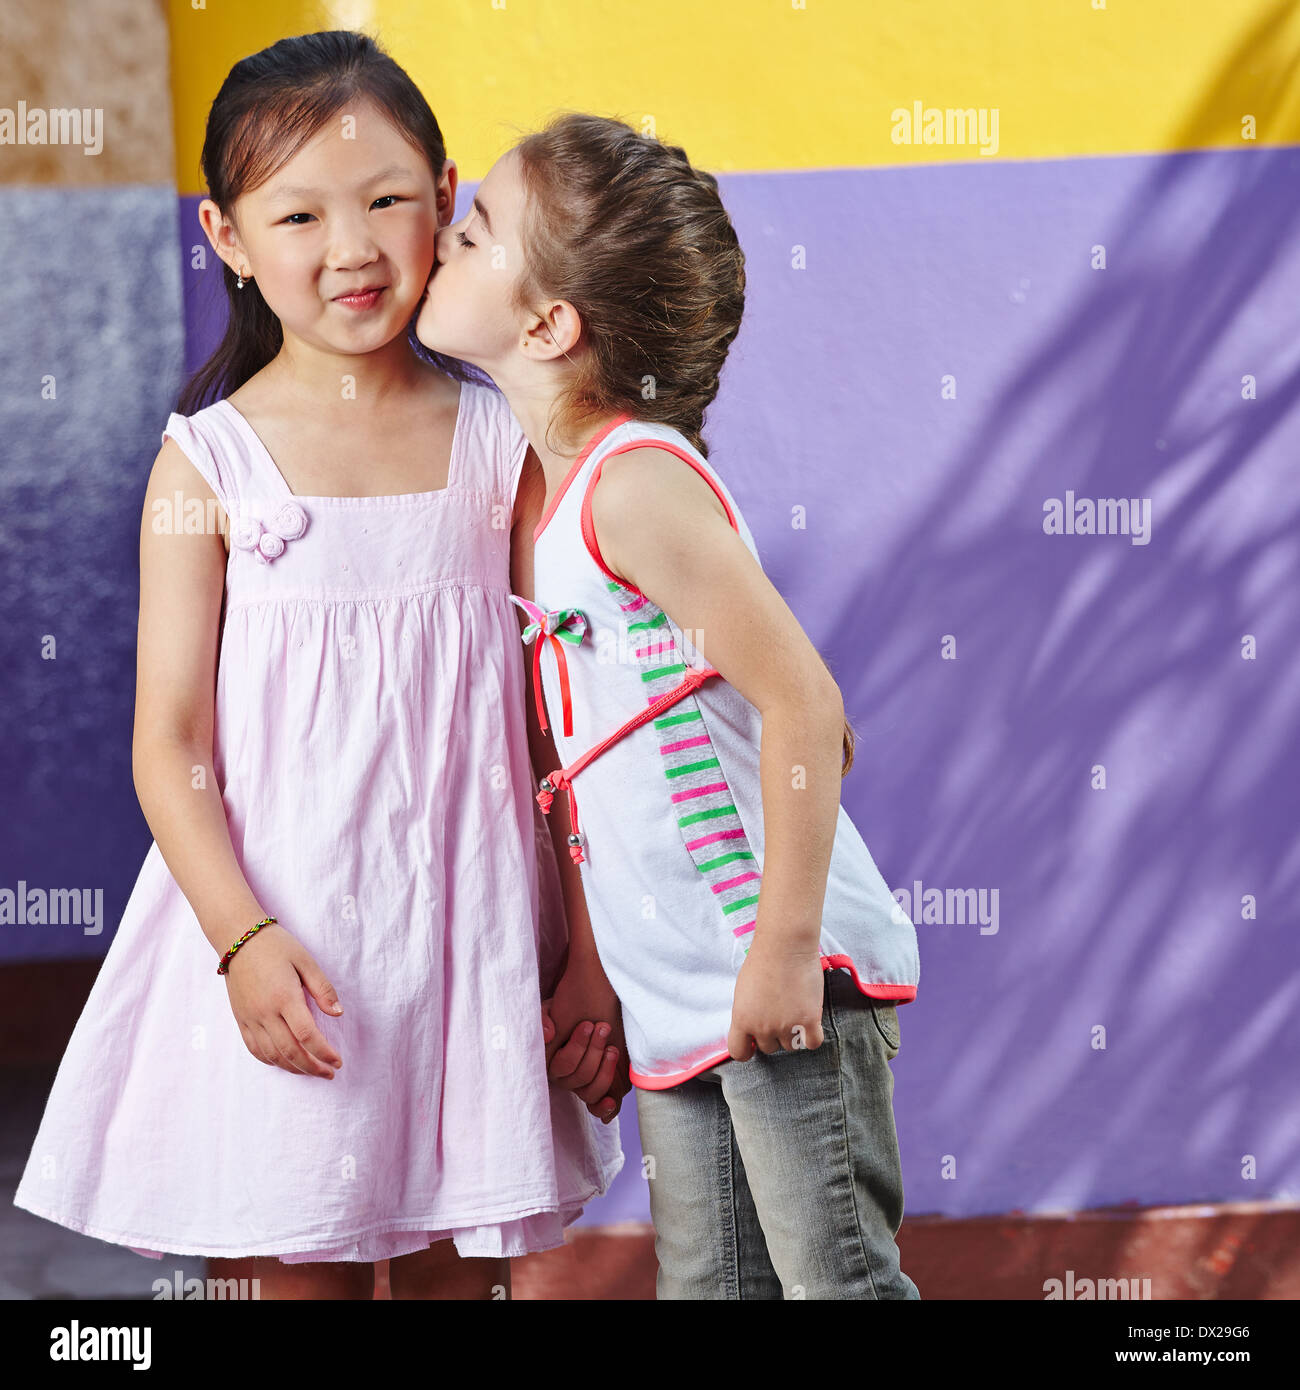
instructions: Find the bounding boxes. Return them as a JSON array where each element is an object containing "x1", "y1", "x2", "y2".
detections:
[
  {"x1": 590, "y1": 449, "x2": 846, "y2": 958},
  {"x1": 133, "y1": 439, "x2": 341, "y2": 1077},
  {"x1": 132, "y1": 439, "x2": 269, "y2": 958},
  {"x1": 510, "y1": 448, "x2": 626, "y2": 1112},
  {"x1": 507, "y1": 447, "x2": 611, "y2": 977}
]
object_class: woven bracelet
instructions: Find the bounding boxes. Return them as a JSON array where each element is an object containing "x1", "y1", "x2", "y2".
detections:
[{"x1": 217, "y1": 916, "x2": 277, "y2": 975}]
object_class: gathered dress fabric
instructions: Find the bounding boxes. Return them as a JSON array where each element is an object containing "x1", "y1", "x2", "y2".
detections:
[{"x1": 11, "y1": 379, "x2": 623, "y2": 1262}]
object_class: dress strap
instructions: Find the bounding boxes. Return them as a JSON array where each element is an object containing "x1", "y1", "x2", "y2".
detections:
[
  {"x1": 161, "y1": 411, "x2": 232, "y2": 514},
  {"x1": 209, "y1": 400, "x2": 298, "y2": 507},
  {"x1": 162, "y1": 404, "x2": 312, "y2": 563},
  {"x1": 451, "y1": 381, "x2": 530, "y2": 504}
]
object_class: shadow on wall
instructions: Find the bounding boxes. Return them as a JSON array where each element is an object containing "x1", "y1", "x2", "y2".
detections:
[{"x1": 786, "y1": 2, "x2": 1300, "y2": 1219}]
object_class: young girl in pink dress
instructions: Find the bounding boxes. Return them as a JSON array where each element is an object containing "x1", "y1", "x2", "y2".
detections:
[
  {"x1": 11, "y1": 33, "x2": 621, "y2": 1300},
  {"x1": 415, "y1": 113, "x2": 921, "y2": 1299}
]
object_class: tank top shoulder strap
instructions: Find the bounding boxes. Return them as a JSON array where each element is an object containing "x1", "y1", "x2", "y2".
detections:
[{"x1": 576, "y1": 420, "x2": 747, "y2": 598}]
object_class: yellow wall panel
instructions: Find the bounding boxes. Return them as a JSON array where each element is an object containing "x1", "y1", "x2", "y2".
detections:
[{"x1": 166, "y1": 0, "x2": 1300, "y2": 193}]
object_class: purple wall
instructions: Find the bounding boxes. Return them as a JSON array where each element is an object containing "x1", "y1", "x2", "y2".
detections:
[
  {"x1": 0, "y1": 187, "x2": 184, "y2": 964},
  {"x1": 705, "y1": 148, "x2": 1300, "y2": 1216}
]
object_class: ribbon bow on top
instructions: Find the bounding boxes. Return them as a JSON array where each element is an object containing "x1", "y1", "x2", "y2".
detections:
[{"x1": 508, "y1": 596, "x2": 589, "y2": 738}]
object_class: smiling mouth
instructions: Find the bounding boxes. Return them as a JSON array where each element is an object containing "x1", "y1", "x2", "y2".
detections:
[{"x1": 332, "y1": 286, "x2": 388, "y2": 307}]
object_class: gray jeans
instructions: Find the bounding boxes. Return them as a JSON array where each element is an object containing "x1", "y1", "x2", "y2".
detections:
[{"x1": 634, "y1": 966, "x2": 919, "y2": 1299}]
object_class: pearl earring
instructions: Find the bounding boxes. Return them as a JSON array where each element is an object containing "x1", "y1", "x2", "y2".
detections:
[{"x1": 236, "y1": 269, "x2": 249, "y2": 289}]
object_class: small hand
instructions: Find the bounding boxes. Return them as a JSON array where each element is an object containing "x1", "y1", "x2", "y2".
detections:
[
  {"x1": 223, "y1": 924, "x2": 344, "y2": 1079},
  {"x1": 541, "y1": 958, "x2": 631, "y2": 1121},
  {"x1": 542, "y1": 1002, "x2": 622, "y2": 1122},
  {"x1": 726, "y1": 939, "x2": 826, "y2": 1060}
]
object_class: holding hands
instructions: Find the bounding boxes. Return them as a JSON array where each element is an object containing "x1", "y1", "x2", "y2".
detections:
[{"x1": 541, "y1": 956, "x2": 630, "y2": 1123}]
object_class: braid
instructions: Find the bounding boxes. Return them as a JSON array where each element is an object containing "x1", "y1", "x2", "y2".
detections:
[{"x1": 512, "y1": 113, "x2": 745, "y2": 458}]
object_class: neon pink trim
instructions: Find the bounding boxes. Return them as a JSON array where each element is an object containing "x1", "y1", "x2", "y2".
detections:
[
  {"x1": 579, "y1": 437, "x2": 741, "y2": 594},
  {"x1": 713, "y1": 872, "x2": 760, "y2": 893},
  {"x1": 671, "y1": 781, "x2": 729, "y2": 803},
  {"x1": 684, "y1": 827, "x2": 746, "y2": 851},
  {"x1": 659, "y1": 734, "x2": 711, "y2": 754},
  {"x1": 539, "y1": 664, "x2": 722, "y2": 858},
  {"x1": 628, "y1": 959, "x2": 918, "y2": 1090},
  {"x1": 533, "y1": 412, "x2": 631, "y2": 543},
  {"x1": 820, "y1": 954, "x2": 918, "y2": 1001}
]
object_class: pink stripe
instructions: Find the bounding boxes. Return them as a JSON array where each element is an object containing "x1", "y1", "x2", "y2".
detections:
[
  {"x1": 685, "y1": 827, "x2": 746, "y2": 851},
  {"x1": 660, "y1": 734, "x2": 711, "y2": 754},
  {"x1": 712, "y1": 872, "x2": 760, "y2": 894},
  {"x1": 670, "y1": 781, "x2": 729, "y2": 803},
  {"x1": 732, "y1": 920, "x2": 757, "y2": 937},
  {"x1": 619, "y1": 594, "x2": 648, "y2": 612},
  {"x1": 636, "y1": 641, "x2": 674, "y2": 658}
]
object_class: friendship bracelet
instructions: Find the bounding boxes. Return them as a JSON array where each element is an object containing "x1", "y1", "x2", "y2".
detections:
[{"x1": 217, "y1": 916, "x2": 277, "y2": 975}]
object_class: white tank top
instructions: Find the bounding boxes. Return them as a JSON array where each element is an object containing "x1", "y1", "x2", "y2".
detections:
[{"x1": 515, "y1": 415, "x2": 919, "y2": 1089}]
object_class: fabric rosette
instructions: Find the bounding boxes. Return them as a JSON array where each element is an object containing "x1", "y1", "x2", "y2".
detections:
[{"x1": 230, "y1": 500, "x2": 309, "y2": 564}]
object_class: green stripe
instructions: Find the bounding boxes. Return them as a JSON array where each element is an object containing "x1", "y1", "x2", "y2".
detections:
[
  {"x1": 642, "y1": 662, "x2": 686, "y2": 682},
  {"x1": 678, "y1": 803, "x2": 737, "y2": 827},
  {"x1": 697, "y1": 850, "x2": 756, "y2": 872},
  {"x1": 627, "y1": 612, "x2": 668, "y2": 632},
  {"x1": 721, "y1": 895, "x2": 761, "y2": 915},
  {"x1": 664, "y1": 757, "x2": 720, "y2": 779},
  {"x1": 654, "y1": 710, "x2": 701, "y2": 730}
]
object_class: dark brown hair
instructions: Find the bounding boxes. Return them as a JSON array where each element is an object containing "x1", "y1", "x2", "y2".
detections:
[
  {"x1": 512, "y1": 112, "x2": 856, "y2": 774},
  {"x1": 178, "y1": 30, "x2": 469, "y2": 414}
]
